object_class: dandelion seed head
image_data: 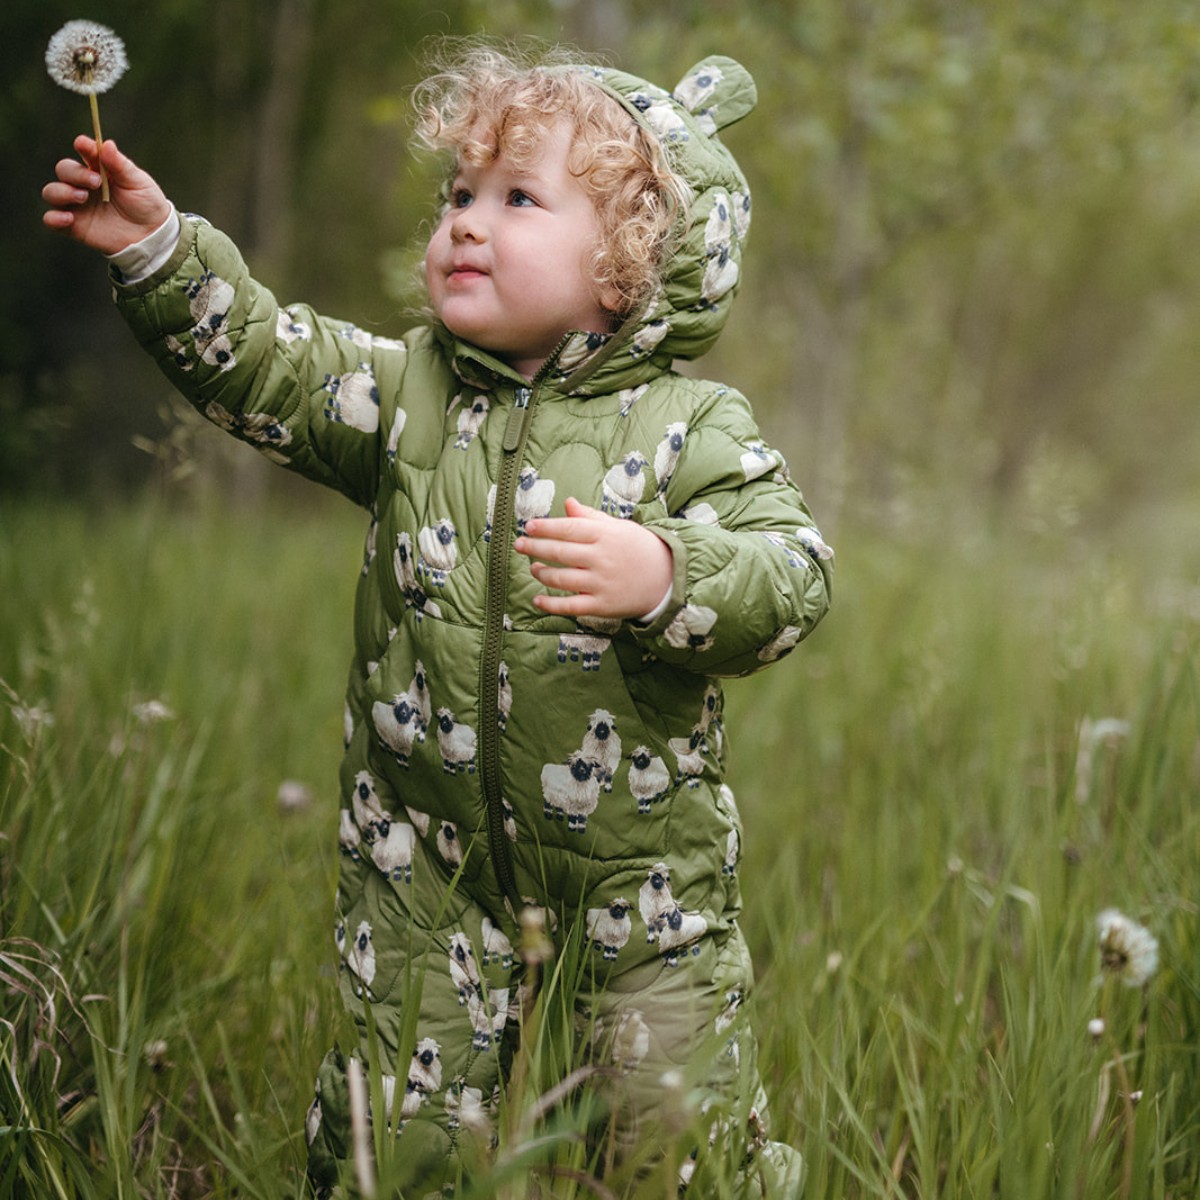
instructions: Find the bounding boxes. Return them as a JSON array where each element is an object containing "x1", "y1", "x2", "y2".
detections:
[
  {"x1": 13, "y1": 703, "x2": 55, "y2": 737},
  {"x1": 45, "y1": 20, "x2": 128, "y2": 95},
  {"x1": 1087, "y1": 1017, "x2": 1105, "y2": 1040},
  {"x1": 277, "y1": 779, "x2": 314, "y2": 812},
  {"x1": 142, "y1": 1039, "x2": 171, "y2": 1071},
  {"x1": 132, "y1": 699, "x2": 174, "y2": 724},
  {"x1": 1097, "y1": 908, "x2": 1159, "y2": 988}
]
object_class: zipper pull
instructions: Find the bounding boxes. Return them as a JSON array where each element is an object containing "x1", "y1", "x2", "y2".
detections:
[{"x1": 503, "y1": 387, "x2": 532, "y2": 453}]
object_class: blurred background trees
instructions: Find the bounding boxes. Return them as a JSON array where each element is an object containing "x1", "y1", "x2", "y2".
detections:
[{"x1": 7, "y1": 0, "x2": 1200, "y2": 540}]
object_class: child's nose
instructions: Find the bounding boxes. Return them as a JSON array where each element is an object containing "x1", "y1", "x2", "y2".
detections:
[{"x1": 450, "y1": 208, "x2": 485, "y2": 244}]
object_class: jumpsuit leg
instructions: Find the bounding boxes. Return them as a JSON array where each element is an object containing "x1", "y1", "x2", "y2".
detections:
[
  {"x1": 305, "y1": 825, "x2": 520, "y2": 1197},
  {"x1": 579, "y1": 923, "x2": 805, "y2": 1199}
]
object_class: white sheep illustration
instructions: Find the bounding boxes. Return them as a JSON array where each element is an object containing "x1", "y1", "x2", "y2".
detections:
[
  {"x1": 618, "y1": 383, "x2": 648, "y2": 416},
  {"x1": 481, "y1": 916, "x2": 514, "y2": 969},
  {"x1": 715, "y1": 988, "x2": 744, "y2": 1035},
  {"x1": 663, "y1": 604, "x2": 718, "y2": 653},
  {"x1": 394, "y1": 531, "x2": 418, "y2": 596},
  {"x1": 540, "y1": 752, "x2": 603, "y2": 832},
  {"x1": 408, "y1": 585, "x2": 442, "y2": 622},
  {"x1": 444, "y1": 1078, "x2": 488, "y2": 1134},
  {"x1": 338, "y1": 808, "x2": 361, "y2": 861},
  {"x1": 795, "y1": 526, "x2": 835, "y2": 563},
  {"x1": 405, "y1": 806, "x2": 431, "y2": 838},
  {"x1": 407, "y1": 661, "x2": 432, "y2": 740},
  {"x1": 513, "y1": 466, "x2": 556, "y2": 533},
  {"x1": 658, "y1": 906, "x2": 707, "y2": 966},
  {"x1": 349, "y1": 770, "x2": 389, "y2": 840},
  {"x1": 701, "y1": 192, "x2": 739, "y2": 305},
  {"x1": 483, "y1": 483, "x2": 497, "y2": 542},
  {"x1": 436, "y1": 821, "x2": 462, "y2": 867},
  {"x1": 372, "y1": 695, "x2": 421, "y2": 767},
  {"x1": 674, "y1": 62, "x2": 723, "y2": 112},
  {"x1": 344, "y1": 920, "x2": 376, "y2": 993},
  {"x1": 731, "y1": 190, "x2": 752, "y2": 240},
  {"x1": 183, "y1": 271, "x2": 237, "y2": 371},
  {"x1": 586, "y1": 898, "x2": 632, "y2": 960},
  {"x1": 654, "y1": 422, "x2": 688, "y2": 498},
  {"x1": 436, "y1": 708, "x2": 477, "y2": 774},
  {"x1": 723, "y1": 826, "x2": 741, "y2": 877},
  {"x1": 453, "y1": 393, "x2": 490, "y2": 449},
  {"x1": 757, "y1": 625, "x2": 802, "y2": 663},
  {"x1": 275, "y1": 306, "x2": 311, "y2": 343},
  {"x1": 417, "y1": 518, "x2": 458, "y2": 586},
  {"x1": 501, "y1": 797, "x2": 517, "y2": 842},
  {"x1": 386, "y1": 407, "x2": 407, "y2": 463},
  {"x1": 761, "y1": 530, "x2": 806, "y2": 570},
  {"x1": 466, "y1": 986, "x2": 510, "y2": 1050},
  {"x1": 556, "y1": 632, "x2": 609, "y2": 671},
  {"x1": 631, "y1": 318, "x2": 670, "y2": 359},
  {"x1": 581, "y1": 709, "x2": 621, "y2": 792},
  {"x1": 601, "y1": 451, "x2": 649, "y2": 518},
  {"x1": 739, "y1": 441, "x2": 776, "y2": 481},
  {"x1": 497, "y1": 661, "x2": 512, "y2": 731},
  {"x1": 638, "y1": 863, "x2": 676, "y2": 941},
  {"x1": 321, "y1": 364, "x2": 380, "y2": 433},
  {"x1": 628, "y1": 746, "x2": 671, "y2": 812},
  {"x1": 668, "y1": 726, "x2": 707, "y2": 788},
  {"x1": 402, "y1": 1038, "x2": 442, "y2": 1118},
  {"x1": 680, "y1": 500, "x2": 720, "y2": 525},
  {"x1": 372, "y1": 819, "x2": 416, "y2": 883},
  {"x1": 449, "y1": 932, "x2": 482, "y2": 1005}
]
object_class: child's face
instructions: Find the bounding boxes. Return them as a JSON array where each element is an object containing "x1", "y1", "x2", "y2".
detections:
[{"x1": 426, "y1": 119, "x2": 619, "y2": 378}]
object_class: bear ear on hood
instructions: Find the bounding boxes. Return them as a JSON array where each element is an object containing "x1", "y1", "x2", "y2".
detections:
[{"x1": 671, "y1": 57, "x2": 757, "y2": 136}]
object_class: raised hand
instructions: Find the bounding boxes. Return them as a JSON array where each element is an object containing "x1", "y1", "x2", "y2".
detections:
[
  {"x1": 514, "y1": 496, "x2": 674, "y2": 620},
  {"x1": 42, "y1": 135, "x2": 172, "y2": 255}
]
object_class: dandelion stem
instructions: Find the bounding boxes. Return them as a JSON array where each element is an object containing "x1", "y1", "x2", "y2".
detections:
[{"x1": 88, "y1": 91, "x2": 109, "y2": 202}]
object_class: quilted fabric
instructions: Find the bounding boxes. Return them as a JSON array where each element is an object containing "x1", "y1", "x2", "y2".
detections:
[{"x1": 114, "y1": 55, "x2": 829, "y2": 1198}]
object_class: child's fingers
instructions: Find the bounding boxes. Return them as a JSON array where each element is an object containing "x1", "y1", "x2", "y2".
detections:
[
  {"x1": 44, "y1": 175, "x2": 94, "y2": 205},
  {"x1": 72, "y1": 135, "x2": 141, "y2": 188},
  {"x1": 52, "y1": 157, "x2": 102, "y2": 189},
  {"x1": 42, "y1": 207, "x2": 77, "y2": 230},
  {"x1": 528, "y1": 561, "x2": 591, "y2": 593},
  {"x1": 514, "y1": 532, "x2": 593, "y2": 565},
  {"x1": 562, "y1": 496, "x2": 602, "y2": 520}
]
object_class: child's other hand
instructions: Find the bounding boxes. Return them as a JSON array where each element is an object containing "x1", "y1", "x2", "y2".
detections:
[
  {"x1": 42, "y1": 135, "x2": 172, "y2": 255},
  {"x1": 515, "y1": 496, "x2": 674, "y2": 620}
]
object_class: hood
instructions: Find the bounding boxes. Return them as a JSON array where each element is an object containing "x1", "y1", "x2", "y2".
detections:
[
  {"x1": 589, "y1": 56, "x2": 757, "y2": 365},
  {"x1": 443, "y1": 56, "x2": 758, "y2": 397}
]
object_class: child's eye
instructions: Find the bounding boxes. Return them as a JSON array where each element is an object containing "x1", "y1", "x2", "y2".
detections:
[
  {"x1": 451, "y1": 188, "x2": 473, "y2": 208},
  {"x1": 508, "y1": 190, "x2": 537, "y2": 208}
]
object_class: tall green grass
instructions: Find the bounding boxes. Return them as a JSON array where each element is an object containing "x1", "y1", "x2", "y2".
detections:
[{"x1": 1, "y1": 493, "x2": 1196, "y2": 1198}]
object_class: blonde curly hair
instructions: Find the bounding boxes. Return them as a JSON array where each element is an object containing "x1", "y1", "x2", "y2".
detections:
[{"x1": 413, "y1": 42, "x2": 689, "y2": 321}]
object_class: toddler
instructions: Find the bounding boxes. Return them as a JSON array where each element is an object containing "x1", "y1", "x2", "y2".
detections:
[{"x1": 44, "y1": 43, "x2": 832, "y2": 1198}]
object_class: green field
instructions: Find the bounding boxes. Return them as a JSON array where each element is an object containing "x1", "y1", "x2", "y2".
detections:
[{"x1": 1, "y1": 494, "x2": 1196, "y2": 1198}]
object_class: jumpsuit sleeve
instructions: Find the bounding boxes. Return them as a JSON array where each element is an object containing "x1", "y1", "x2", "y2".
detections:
[
  {"x1": 631, "y1": 384, "x2": 833, "y2": 677},
  {"x1": 112, "y1": 213, "x2": 410, "y2": 511}
]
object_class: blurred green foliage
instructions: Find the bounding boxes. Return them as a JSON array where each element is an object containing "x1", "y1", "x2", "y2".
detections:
[{"x1": 8, "y1": 0, "x2": 1200, "y2": 535}]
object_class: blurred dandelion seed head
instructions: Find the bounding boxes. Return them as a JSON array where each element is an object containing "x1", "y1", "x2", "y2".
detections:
[
  {"x1": 277, "y1": 779, "x2": 314, "y2": 812},
  {"x1": 1087, "y1": 1017, "x2": 1105, "y2": 1040},
  {"x1": 132, "y1": 699, "x2": 174, "y2": 725},
  {"x1": 45, "y1": 20, "x2": 128, "y2": 95},
  {"x1": 13, "y1": 703, "x2": 55, "y2": 738},
  {"x1": 142, "y1": 1039, "x2": 171, "y2": 1072},
  {"x1": 1097, "y1": 908, "x2": 1159, "y2": 987}
]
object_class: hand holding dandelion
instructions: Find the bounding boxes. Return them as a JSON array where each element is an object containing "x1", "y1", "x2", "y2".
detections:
[{"x1": 46, "y1": 21, "x2": 128, "y2": 202}]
